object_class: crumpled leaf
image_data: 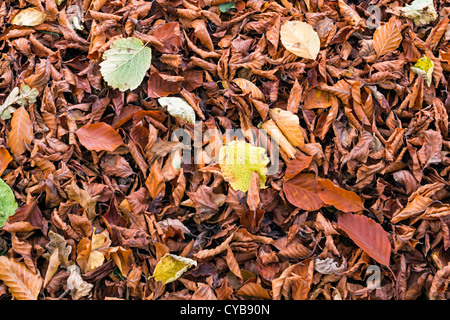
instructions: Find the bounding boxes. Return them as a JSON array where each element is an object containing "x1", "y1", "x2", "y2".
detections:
[
  {"x1": 219, "y1": 140, "x2": 270, "y2": 192},
  {"x1": 67, "y1": 180, "x2": 99, "y2": 220},
  {"x1": 0, "y1": 178, "x2": 18, "y2": 228},
  {"x1": 158, "y1": 96, "x2": 196, "y2": 124},
  {"x1": 0, "y1": 85, "x2": 38, "y2": 120},
  {"x1": 151, "y1": 253, "x2": 197, "y2": 285},
  {"x1": 280, "y1": 21, "x2": 321, "y2": 60},
  {"x1": 43, "y1": 230, "x2": 72, "y2": 268},
  {"x1": 99, "y1": 37, "x2": 152, "y2": 91},
  {"x1": 66, "y1": 264, "x2": 94, "y2": 300},
  {"x1": 314, "y1": 257, "x2": 347, "y2": 275},
  {"x1": 400, "y1": 0, "x2": 438, "y2": 26}
]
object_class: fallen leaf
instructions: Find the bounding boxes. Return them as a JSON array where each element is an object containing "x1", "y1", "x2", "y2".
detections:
[
  {"x1": 280, "y1": 21, "x2": 321, "y2": 60},
  {"x1": 152, "y1": 253, "x2": 197, "y2": 285},
  {"x1": 11, "y1": 7, "x2": 46, "y2": 27},
  {"x1": 338, "y1": 213, "x2": 392, "y2": 269},
  {"x1": 76, "y1": 123, "x2": 123, "y2": 152},
  {"x1": 0, "y1": 255, "x2": 43, "y2": 300},
  {"x1": 99, "y1": 37, "x2": 152, "y2": 91}
]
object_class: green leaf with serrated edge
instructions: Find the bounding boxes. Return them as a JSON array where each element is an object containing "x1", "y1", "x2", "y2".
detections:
[
  {"x1": 0, "y1": 179, "x2": 17, "y2": 228},
  {"x1": 100, "y1": 37, "x2": 152, "y2": 92}
]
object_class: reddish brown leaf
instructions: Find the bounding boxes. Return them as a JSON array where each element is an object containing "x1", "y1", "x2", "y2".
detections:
[
  {"x1": 76, "y1": 123, "x2": 123, "y2": 152},
  {"x1": 338, "y1": 213, "x2": 391, "y2": 269}
]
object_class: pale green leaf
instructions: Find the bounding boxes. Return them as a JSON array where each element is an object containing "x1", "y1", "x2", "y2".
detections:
[
  {"x1": 158, "y1": 97, "x2": 196, "y2": 124},
  {"x1": 0, "y1": 178, "x2": 18, "y2": 228},
  {"x1": 0, "y1": 85, "x2": 39, "y2": 120},
  {"x1": 100, "y1": 37, "x2": 152, "y2": 92},
  {"x1": 400, "y1": 0, "x2": 438, "y2": 26},
  {"x1": 219, "y1": 1, "x2": 235, "y2": 12}
]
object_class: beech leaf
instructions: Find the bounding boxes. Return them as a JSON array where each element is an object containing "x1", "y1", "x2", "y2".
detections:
[
  {"x1": 76, "y1": 123, "x2": 123, "y2": 152},
  {"x1": 280, "y1": 21, "x2": 321, "y2": 60},
  {"x1": 219, "y1": 140, "x2": 270, "y2": 192},
  {"x1": 338, "y1": 213, "x2": 392, "y2": 269},
  {"x1": 0, "y1": 178, "x2": 18, "y2": 228},
  {"x1": 151, "y1": 253, "x2": 197, "y2": 285}
]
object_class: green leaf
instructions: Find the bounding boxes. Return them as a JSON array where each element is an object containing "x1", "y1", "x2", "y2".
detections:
[
  {"x1": 219, "y1": 1, "x2": 235, "y2": 12},
  {"x1": 0, "y1": 179, "x2": 17, "y2": 228},
  {"x1": 100, "y1": 37, "x2": 152, "y2": 92}
]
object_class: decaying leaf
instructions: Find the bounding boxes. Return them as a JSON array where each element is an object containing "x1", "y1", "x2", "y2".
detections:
[
  {"x1": 66, "y1": 264, "x2": 94, "y2": 300},
  {"x1": 400, "y1": 0, "x2": 438, "y2": 26}
]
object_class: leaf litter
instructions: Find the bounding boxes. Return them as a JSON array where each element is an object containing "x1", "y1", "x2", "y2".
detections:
[{"x1": 0, "y1": 0, "x2": 448, "y2": 301}]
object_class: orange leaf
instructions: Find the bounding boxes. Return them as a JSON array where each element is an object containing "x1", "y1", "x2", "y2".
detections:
[
  {"x1": 317, "y1": 179, "x2": 364, "y2": 213},
  {"x1": 283, "y1": 173, "x2": 324, "y2": 211},
  {"x1": 7, "y1": 106, "x2": 33, "y2": 156},
  {"x1": 76, "y1": 123, "x2": 123, "y2": 152},
  {"x1": 145, "y1": 160, "x2": 165, "y2": 200},
  {"x1": 269, "y1": 108, "x2": 304, "y2": 147},
  {"x1": 0, "y1": 255, "x2": 43, "y2": 300},
  {"x1": 373, "y1": 17, "x2": 402, "y2": 58},
  {"x1": 232, "y1": 78, "x2": 265, "y2": 101},
  {"x1": 0, "y1": 146, "x2": 13, "y2": 175},
  {"x1": 338, "y1": 213, "x2": 392, "y2": 269},
  {"x1": 237, "y1": 282, "x2": 271, "y2": 299}
]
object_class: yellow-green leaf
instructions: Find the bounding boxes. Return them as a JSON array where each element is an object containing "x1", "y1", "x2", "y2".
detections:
[
  {"x1": 219, "y1": 140, "x2": 270, "y2": 192},
  {"x1": 411, "y1": 56, "x2": 434, "y2": 86}
]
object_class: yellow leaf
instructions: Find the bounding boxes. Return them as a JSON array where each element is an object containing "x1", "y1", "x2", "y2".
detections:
[
  {"x1": 152, "y1": 253, "x2": 197, "y2": 285},
  {"x1": 280, "y1": 21, "x2": 321, "y2": 60},
  {"x1": 219, "y1": 140, "x2": 270, "y2": 192},
  {"x1": 11, "y1": 7, "x2": 46, "y2": 27}
]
